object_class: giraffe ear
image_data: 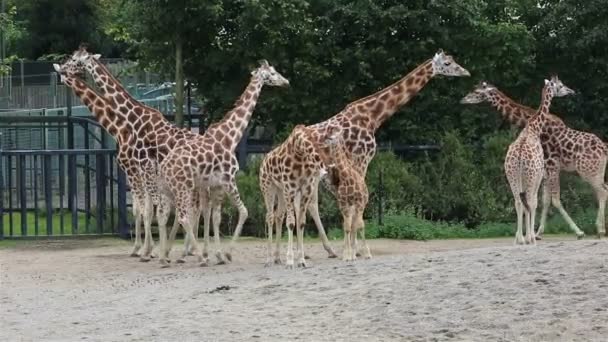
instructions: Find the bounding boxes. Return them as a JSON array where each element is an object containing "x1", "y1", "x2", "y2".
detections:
[
  {"x1": 544, "y1": 79, "x2": 550, "y2": 85},
  {"x1": 92, "y1": 54, "x2": 101, "y2": 60},
  {"x1": 258, "y1": 59, "x2": 269, "y2": 67},
  {"x1": 53, "y1": 64, "x2": 61, "y2": 73}
]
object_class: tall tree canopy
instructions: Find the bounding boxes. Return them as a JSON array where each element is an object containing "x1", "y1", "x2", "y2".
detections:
[{"x1": 13, "y1": 0, "x2": 116, "y2": 59}]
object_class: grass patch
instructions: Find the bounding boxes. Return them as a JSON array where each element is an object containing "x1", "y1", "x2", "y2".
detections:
[
  {"x1": 2, "y1": 210, "x2": 118, "y2": 237},
  {"x1": 326, "y1": 209, "x2": 599, "y2": 241}
]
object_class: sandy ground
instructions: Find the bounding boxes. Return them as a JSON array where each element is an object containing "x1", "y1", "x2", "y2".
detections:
[{"x1": 1, "y1": 236, "x2": 608, "y2": 342}]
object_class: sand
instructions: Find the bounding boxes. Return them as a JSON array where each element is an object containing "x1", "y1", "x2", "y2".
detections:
[{"x1": 1, "y1": 236, "x2": 607, "y2": 341}]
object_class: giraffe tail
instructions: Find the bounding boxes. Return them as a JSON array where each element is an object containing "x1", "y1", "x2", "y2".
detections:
[{"x1": 519, "y1": 192, "x2": 530, "y2": 213}]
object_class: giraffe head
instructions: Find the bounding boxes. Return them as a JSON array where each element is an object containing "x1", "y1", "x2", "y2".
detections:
[
  {"x1": 431, "y1": 49, "x2": 470, "y2": 77},
  {"x1": 545, "y1": 75, "x2": 575, "y2": 98},
  {"x1": 251, "y1": 60, "x2": 290, "y2": 87},
  {"x1": 460, "y1": 81, "x2": 497, "y2": 104},
  {"x1": 54, "y1": 44, "x2": 101, "y2": 76}
]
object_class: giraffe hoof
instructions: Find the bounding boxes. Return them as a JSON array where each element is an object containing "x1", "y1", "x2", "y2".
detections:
[
  {"x1": 159, "y1": 260, "x2": 170, "y2": 268},
  {"x1": 576, "y1": 233, "x2": 585, "y2": 240},
  {"x1": 535, "y1": 235, "x2": 542, "y2": 241},
  {"x1": 304, "y1": 254, "x2": 311, "y2": 260},
  {"x1": 274, "y1": 258, "x2": 283, "y2": 265},
  {"x1": 216, "y1": 260, "x2": 227, "y2": 266},
  {"x1": 225, "y1": 252, "x2": 233, "y2": 262},
  {"x1": 130, "y1": 252, "x2": 140, "y2": 258},
  {"x1": 297, "y1": 261, "x2": 307, "y2": 268},
  {"x1": 199, "y1": 261, "x2": 209, "y2": 267},
  {"x1": 139, "y1": 256, "x2": 151, "y2": 263},
  {"x1": 327, "y1": 253, "x2": 337, "y2": 259},
  {"x1": 176, "y1": 258, "x2": 186, "y2": 264},
  {"x1": 187, "y1": 251, "x2": 196, "y2": 257},
  {"x1": 355, "y1": 252, "x2": 362, "y2": 257}
]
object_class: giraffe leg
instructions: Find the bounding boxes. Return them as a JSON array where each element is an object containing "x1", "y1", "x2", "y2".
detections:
[
  {"x1": 307, "y1": 180, "x2": 337, "y2": 258},
  {"x1": 139, "y1": 193, "x2": 155, "y2": 262},
  {"x1": 199, "y1": 189, "x2": 211, "y2": 260},
  {"x1": 224, "y1": 181, "x2": 248, "y2": 262},
  {"x1": 536, "y1": 179, "x2": 550, "y2": 239},
  {"x1": 514, "y1": 198, "x2": 525, "y2": 245},
  {"x1": 274, "y1": 193, "x2": 286, "y2": 265},
  {"x1": 349, "y1": 216, "x2": 357, "y2": 261},
  {"x1": 342, "y1": 208, "x2": 354, "y2": 261},
  {"x1": 284, "y1": 192, "x2": 296, "y2": 269},
  {"x1": 130, "y1": 193, "x2": 143, "y2": 257},
  {"x1": 212, "y1": 200, "x2": 226, "y2": 265},
  {"x1": 296, "y1": 193, "x2": 312, "y2": 268},
  {"x1": 355, "y1": 210, "x2": 371, "y2": 259},
  {"x1": 544, "y1": 169, "x2": 585, "y2": 239},
  {"x1": 156, "y1": 195, "x2": 172, "y2": 267},
  {"x1": 526, "y1": 189, "x2": 539, "y2": 246},
  {"x1": 263, "y1": 189, "x2": 276, "y2": 267},
  {"x1": 590, "y1": 180, "x2": 608, "y2": 239}
]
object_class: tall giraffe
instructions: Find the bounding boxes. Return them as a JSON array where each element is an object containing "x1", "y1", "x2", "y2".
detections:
[
  {"x1": 305, "y1": 50, "x2": 470, "y2": 256},
  {"x1": 58, "y1": 48, "x2": 211, "y2": 263},
  {"x1": 461, "y1": 82, "x2": 608, "y2": 238},
  {"x1": 53, "y1": 62, "x2": 160, "y2": 261},
  {"x1": 504, "y1": 76, "x2": 575, "y2": 245},
  {"x1": 259, "y1": 125, "x2": 330, "y2": 267},
  {"x1": 160, "y1": 60, "x2": 289, "y2": 267}
]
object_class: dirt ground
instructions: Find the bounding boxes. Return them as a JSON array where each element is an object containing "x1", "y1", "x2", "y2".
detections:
[{"x1": 1, "y1": 236, "x2": 608, "y2": 341}]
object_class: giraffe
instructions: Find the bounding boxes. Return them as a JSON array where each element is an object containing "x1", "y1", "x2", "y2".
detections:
[
  {"x1": 304, "y1": 49, "x2": 470, "y2": 257},
  {"x1": 321, "y1": 125, "x2": 370, "y2": 261},
  {"x1": 53, "y1": 62, "x2": 160, "y2": 261},
  {"x1": 58, "y1": 46, "x2": 209, "y2": 263},
  {"x1": 159, "y1": 60, "x2": 290, "y2": 267},
  {"x1": 461, "y1": 82, "x2": 608, "y2": 238},
  {"x1": 503, "y1": 75, "x2": 575, "y2": 245},
  {"x1": 259, "y1": 124, "x2": 331, "y2": 267}
]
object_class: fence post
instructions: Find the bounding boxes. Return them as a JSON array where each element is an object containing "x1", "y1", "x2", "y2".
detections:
[
  {"x1": 66, "y1": 91, "x2": 73, "y2": 149},
  {"x1": 95, "y1": 154, "x2": 106, "y2": 234},
  {"x1": 43, "y1": 154, "x2": 53, "y2": 236},
  {"x1": 17, "y1": 154, "x2": 26, "y2": 236},
  {"x1": 378, "y1": 169, "x2": 384, "y2": 226},
  {"x1": 68, "y1": 154, "x2": 78, "y2": 234},
  {"x1": 117, "y1": 168, "x2": 129, "y2": 238},
  {"x1": 0, "y1": 132, "x2": 4, "y2": 239}
]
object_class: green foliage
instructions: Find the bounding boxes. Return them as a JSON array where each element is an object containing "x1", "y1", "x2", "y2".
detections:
[{"x1": 12, "y1": 0, "x2": 116, "y2": 59}]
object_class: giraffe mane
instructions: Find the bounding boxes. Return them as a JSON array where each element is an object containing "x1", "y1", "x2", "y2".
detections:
[{"x1": 345, "y1": 59, "x2": 432, "y2": 109}]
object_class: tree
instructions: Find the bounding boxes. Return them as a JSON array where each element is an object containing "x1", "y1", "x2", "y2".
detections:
[
  {"x1": 13, "y1": 0, "x2": 116, "y2": 60},
  {"x1": 106, "y1": 0, "x2": 222, "y2": 127}
]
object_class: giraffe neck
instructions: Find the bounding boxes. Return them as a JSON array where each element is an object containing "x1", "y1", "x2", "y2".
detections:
[
  {"x1": 85, "y1": 57, "x2": 147, "y2": 109},
  {"x1": 527, "y1": 86, "x2": 554, "y2": 137},
  {"x1": 345, "y1": 59, "x2": 434, "y2": 131},
  {"x1": 63, "y1": 75, "x2": 129, "y2": 144},
  {"x1": 486, "y1": 89, "x2": 535, "y2": 128},
  {"x1": 213, "y1": 75, "x2": 264, "y2": 151}
]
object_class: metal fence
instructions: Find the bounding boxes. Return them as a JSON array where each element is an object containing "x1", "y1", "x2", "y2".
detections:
[
  {"x1": 0, "y1": 91, "x2": 441, "y2": 239},
  {"x1": 0, "y1": 114, "x2": 131, "y2": 239}
]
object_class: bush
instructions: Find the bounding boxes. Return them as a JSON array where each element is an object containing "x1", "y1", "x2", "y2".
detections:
[{"x1": 219, "y1": 129, "x2": 600, "y2": 239}]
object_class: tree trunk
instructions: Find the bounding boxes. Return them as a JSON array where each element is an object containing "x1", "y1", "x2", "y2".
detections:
[{"x1": 174, "y1": 35, "x2": 184, "y2": 127}]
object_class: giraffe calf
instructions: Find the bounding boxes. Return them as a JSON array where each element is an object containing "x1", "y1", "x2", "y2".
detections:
[
  {"x1": 504, "y1": 75, "x2": 575, "y2": 245},
  {"x1": 321, "y1": 126, "x2": 371, "y2": 261},
  {"x1": 259, "y1": 125, "x2": 329, "y2": 268}
]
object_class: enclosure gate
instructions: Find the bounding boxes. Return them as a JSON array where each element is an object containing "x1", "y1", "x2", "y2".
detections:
[{"x1": 0, "y1": 147, "x2": 129, "y2": 239}]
